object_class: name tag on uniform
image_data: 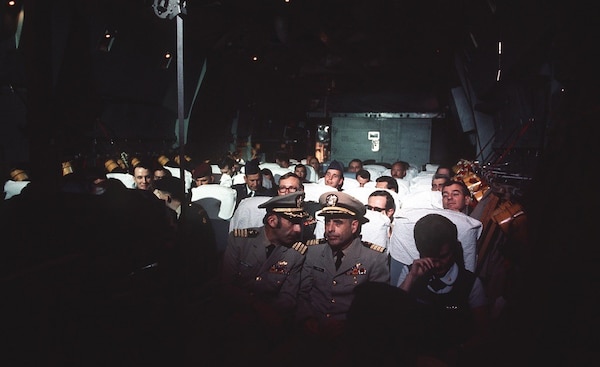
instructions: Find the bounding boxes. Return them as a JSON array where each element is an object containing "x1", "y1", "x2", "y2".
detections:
[{"x1": 312, "y1": 266, "x2": 325, "y2": 272}]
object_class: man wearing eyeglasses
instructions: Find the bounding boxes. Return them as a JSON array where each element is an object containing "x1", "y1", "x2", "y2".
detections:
[
  {"x1": 366, "y1": 190, "x2": 397, "y2": 243},
  {"x1": 367, "y1": 190, "x2": 396, "y2": 223},
  {"x1": 230, "y1": 172, "x2": 317, "y2": 239},
  {"x1": 278, "y1": 172, "x2": 318, "y2": 240},
  {"x1": 277, "y1": 172, "x2": 303, "y2": 195}
]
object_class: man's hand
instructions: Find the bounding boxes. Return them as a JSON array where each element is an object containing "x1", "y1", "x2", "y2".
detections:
[{"x1": 399, "y1": 257, "x2": 435, "y2": 292}]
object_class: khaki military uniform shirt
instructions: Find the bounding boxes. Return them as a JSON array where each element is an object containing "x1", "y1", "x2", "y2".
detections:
[
  {"x1": 221, "y1": 227, "x2": 307, "y2": 313},
  {"x1": 297, "y1": 237, "x2": 390, "y2": 322}
]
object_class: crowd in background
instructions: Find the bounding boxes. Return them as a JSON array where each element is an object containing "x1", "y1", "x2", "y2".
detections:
[{"x1": 0, "y1": 143, "x2": 589, "y2": 366}]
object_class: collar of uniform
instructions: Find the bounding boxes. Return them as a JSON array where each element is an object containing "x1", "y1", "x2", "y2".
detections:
[
  {"x1": 427, "y1": 263, "x2": 459, "y2": 294},
  {"x1": 439, "y1": 262, "x2": 459, "y2": 285}
]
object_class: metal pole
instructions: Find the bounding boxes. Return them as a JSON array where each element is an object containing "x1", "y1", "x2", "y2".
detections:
[
  {"x1": 152, "y1": 0, "x2": 187, "y2": 194},
  {"x1": 176, "y1": 14, "x2": 185, "y2": 189}
]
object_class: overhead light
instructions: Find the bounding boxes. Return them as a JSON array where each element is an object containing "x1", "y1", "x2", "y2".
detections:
[
  {"x1": 98, "y1": 28, "x2": 116, "y2": 52},
  {"x1": 161, "y1": 51, "x2": 172, "y2": 69}
]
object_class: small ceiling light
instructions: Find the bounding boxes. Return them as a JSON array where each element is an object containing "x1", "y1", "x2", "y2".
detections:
[
  {"x1": 161, "y1": 51, "x2": 172, "y2": 69},
  {"x1": 98, "y1": 28, "x2": 116, "y2": 52}
]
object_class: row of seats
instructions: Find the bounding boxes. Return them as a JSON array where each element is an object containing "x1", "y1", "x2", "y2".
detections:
[
  {"x1": 4, "y1": 161, "x2": 482, "y2": 273},
  {"x1": 192, "y1": 178, "x2": 481, "y2": 275}
]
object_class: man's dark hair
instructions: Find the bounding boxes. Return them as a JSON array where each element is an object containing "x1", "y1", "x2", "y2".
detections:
[
  {"x1": 356, "y1": 169, "x2": 371, "y2": 181},
  {"x1": 275, "y1": 151, "x2": 290, "y2": 164},
  {"x1": 442, "y1": 179, "x2": 471, "y2": 197},
  {"x1": 218, "y1": 156, "x2": 236, "y2": 170},
  {"x1": 368, "y1": 190, "x2": 396, "y2": 211},
  {"x1": 279, "y1": 172, "x2": 304, "y2": 190},
  {"x1": 414, "y1": 214, "x2": 459, "y2": 257},
  {"x1": 129, "y1": 159, "x2": 153, "y2": 175},
  {"x1": 154, "y1": 176, "x2": 186, "y2": 202},
  {"x1": 294, "y1": 163, "x2": 307, "y2": 172},
  {"x1": 375, "y1": 175, "x2": 399, "y2": 193},
  {"x1": 348, "y1": 159, "x2": 363, "y2": 169}
]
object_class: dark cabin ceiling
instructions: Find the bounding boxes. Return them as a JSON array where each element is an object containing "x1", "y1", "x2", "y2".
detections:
[
  {"x1": 70, "y1": 0, "x2": 583, "y2": 116},
  {"x1": 1, "y1": 0, "x2": 590, "y2": 163},
  {"x1": 78, "y1": 0, "x2": 480, "y2": 113}
]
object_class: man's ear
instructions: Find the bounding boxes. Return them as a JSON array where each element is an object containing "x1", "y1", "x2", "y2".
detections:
[
  {"x1": 351, "y1": 219, "x2": 359, "y2": 234},
  {"x1": 266, "y1": 213, "x2": 278, "y2": 227}
]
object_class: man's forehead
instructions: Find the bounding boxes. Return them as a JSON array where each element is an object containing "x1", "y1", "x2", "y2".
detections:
[
  {"x1": 368, "y1": 196, "x2": 386, "y2": 204},
  {"x1": 280, "y1": 177, "x2": 299, "y2": 185},
  {"x1": 443, "y1": 184, "x2": 462, "y2": 191}
]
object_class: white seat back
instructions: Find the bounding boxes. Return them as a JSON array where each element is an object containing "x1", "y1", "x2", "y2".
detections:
[
  {"x1": 389, "y1": 207, "x2": 483, "y2": 272},
  {"x1": 232, "y1": 173, "x2": 246, "y2": 185},
  {"x1": 228, "y1": 196, "x2": 270, "y2": 231},
  {"x1": 343, "y1": 186, "x2": 377, "y2": 205},
  {"x1": 362, "y1": 164, "x2": 388, "y2": 180},
  {"x1": 4, "y1": 180, "x2": 31, "y2": 200},
  {"x1": 190, "y1": 184, "x2": 237, "y2": 220},
  {"x1": 425, "y1": 163, "x2": 440, "y2": 172},
  {"x1": 341, "y1": 176, "x2": 360, "y2": 190},
  {"x1": 304, "y1": 164, "x2": 319, "y2": 183},
  {"x1": 361, "y1": 210, "x2": 391, "y2": 249},
  {"x1": 258, "y1": 162, "x2": 281, "y2": 171},
  {"x1": 316, "y1": 176, "x2": 360, "y2": 190},
  {"x1": 395, "y1": 178, "x2": 411, "y2": 198},
  {"x1": 405, "y1": 164, "x2": 419, "y2": 181},
  {"x1": 410, "y1": 172, "x2": 434, "y2": 193},
  {"x1": 164, "y1": 166, "x2": 193, "y2": 192},
  {"x1": 303, "y1": 183, "x2": 337, "y2": 203},
  {"x1": 400, "y1": 190, "x2": 443, "y2": 210},
  {"x1": 106, "y1": 172, "x2": 136, "y2": 189},
  {"x1": 263, "y1": 166, "x2": 293, "y2": 184}
]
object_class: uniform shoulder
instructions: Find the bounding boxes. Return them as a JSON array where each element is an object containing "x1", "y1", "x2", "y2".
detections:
[
  {"x1": 291, "y1": 241, "x2": 308, "y2": 255},
  {"x1": 231, "y1": 228, "x2": 260, "y2": 237},
  {"x1": 362, "y1": 241, "x2": 386, "y2": 253},
  {"x1": 306, "y1": 238, "x2": 327, "y2": 246}
]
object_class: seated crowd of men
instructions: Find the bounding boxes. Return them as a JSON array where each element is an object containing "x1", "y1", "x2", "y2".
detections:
[{"x1": 2, "y1": 153, "x2": 491, "y2": 366}]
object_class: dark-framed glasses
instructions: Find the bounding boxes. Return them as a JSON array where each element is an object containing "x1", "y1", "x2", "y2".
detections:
[
  {"x1": 366, "y1": 205, "x2": 386, "y2": 212},
  {"x1": 278, "y1": 186, "x2": 299, "y2": 193}
]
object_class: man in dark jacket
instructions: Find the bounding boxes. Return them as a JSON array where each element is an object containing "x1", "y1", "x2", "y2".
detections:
[{"x1": 232, "y1": 159, "x2": 276, "y2": 208}]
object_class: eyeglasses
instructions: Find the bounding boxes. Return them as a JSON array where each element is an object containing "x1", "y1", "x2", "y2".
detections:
[
  {"x1": 365, "y1": 205, "x2": 386, "y2": 212},
  {"x1": 278, "y1": 186, "x2": 299, "y2": 193}
]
